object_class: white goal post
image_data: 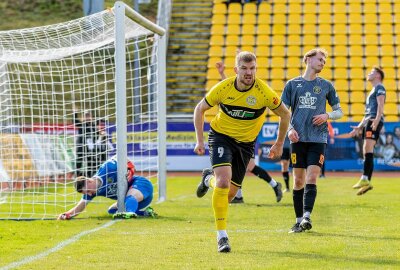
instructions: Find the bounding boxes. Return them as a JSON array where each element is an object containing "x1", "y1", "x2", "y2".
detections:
[{"x1": 0, "y1": 2, "x2": 166, "y2": 220}]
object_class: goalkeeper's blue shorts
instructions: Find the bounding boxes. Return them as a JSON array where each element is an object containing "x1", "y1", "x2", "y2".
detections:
[{"x1": 131, "y1": 176, "x2": 154, "y2": 210}]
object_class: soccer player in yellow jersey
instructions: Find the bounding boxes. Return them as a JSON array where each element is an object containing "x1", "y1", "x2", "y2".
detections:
[{"x1": 193, "y1": 51, "x2": 291, "y2": 252}]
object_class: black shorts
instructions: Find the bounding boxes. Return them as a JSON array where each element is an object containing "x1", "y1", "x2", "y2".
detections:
[
  {"x1": 362, "y1": 120, "x2": 383, "y2": 141},
  {"x1": 290, "y1": 142, "x2": 326, "y2": 168},
  {"x1": 208, "y1": 129, "x2": 254, "y2": 187},
  {"x1": 281, "y1": 147, "x2": 290, "y2": 161}
]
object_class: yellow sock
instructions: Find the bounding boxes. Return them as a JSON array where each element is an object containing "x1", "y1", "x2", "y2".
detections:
[{"x1": 212, "y1": 186, "x2": 229, "y2": 230}]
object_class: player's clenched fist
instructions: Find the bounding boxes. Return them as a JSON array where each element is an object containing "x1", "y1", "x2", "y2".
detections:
[{"x1": 194, "y1": 143, "x2": 205, "y2": 155}]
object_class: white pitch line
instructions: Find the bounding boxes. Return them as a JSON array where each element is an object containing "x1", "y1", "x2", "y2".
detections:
[{"x1": 0, "y1": 220, "x2": 119, "y2": 270}]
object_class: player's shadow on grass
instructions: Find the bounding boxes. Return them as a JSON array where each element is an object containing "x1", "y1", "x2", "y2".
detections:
[
  {"x1": 308, "y1": 231, "x2": 400, "y2": 241},
  {"x1": 271, "y1": 251, "x2": 400, "y2": 267},
  {"x1": 234, "y1": 202, "x2": 292, "y2": 208}
]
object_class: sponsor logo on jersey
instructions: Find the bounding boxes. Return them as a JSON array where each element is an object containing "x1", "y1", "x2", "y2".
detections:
[
  {"x1": 227, "y1": 109, "x2": 255, "y2": 118},
  {"x1": 298, "y1": 92, "x2": 317, "y2": 109},
  {"x1": 246, "y1": 95, "x2": 256, "y2": 106},
  {"x1": 313, "y1": 86, "x2": 322, "y2": 94},
  {"x1": 273, "y1": 97, "x2": 279, "y2": 105},
  {"x1": 296, "y1": 83, "x2": 302, "y2": 88},
  {"x1": 227, "y1": 96, "x2": 235, "y2": 100}
]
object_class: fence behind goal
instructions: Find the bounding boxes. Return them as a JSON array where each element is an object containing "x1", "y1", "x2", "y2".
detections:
[{"x1": 0, "y1": 2, "x2": 166, "y2": 220}]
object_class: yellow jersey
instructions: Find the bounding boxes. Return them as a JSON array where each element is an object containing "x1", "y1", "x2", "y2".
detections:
[{"x1": 205, "y1": 76, "x2": 281, "y2": 143}]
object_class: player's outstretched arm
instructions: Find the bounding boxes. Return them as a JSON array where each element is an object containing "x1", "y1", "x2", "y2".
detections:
[
  {"x1": 193, "y1": 99, "x2": 212, "y2": 156},
  {"x1": 58, "y1": 199, "x2": 88, "y2": 220}
]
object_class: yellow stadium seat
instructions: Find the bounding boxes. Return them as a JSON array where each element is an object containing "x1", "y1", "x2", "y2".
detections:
[
  {"x1": 303, "y1": 35, "x2": 317, "y2": 46},
  {"x1": 211, "y1": 25, "x2": 225, "y2": 35},
  {"x1": 257, "y1": 24, "x2": 270, "y2": 35},
  {"x1": 287, "y1": 46, "x2": 302, "y2": 57},
  {"x1": 241, "y1": 45, "x2": 254, "y2": 53},
  {"x1": 339, "y1": 103, "x2": 350, "y2": 116},
  {"x1": 274, "y1": 3, "x2": 286, "y2": 14},
  {"x1": 210, "y1": 35, "x2": 224, "y2": 46},
  {"x1": 350, "y1": 80, "x2": 366, "y2": 91},
  {"x1": 212, "y1": 14, "x2": 226, "y2": 25},
  {"x1": 241, "y1": 24, "x2": 255, "y2": 36},
  {"x1": 364, "y1": 23, "x2": 378, "y2": 35},
  {"x1": 334, "y1": 45, "x2": 348, "y2": 56},
  {"x1": 225, "y1": 69, "x2": 236, "y2": 78},
  {"x1": 257, "y1": 68, "x2": 269, "y2": 80},
  {"x1": 350, "y1": 91, "x2": 365, "y2": 103},
  {"x1": 209, "y1": 46, "x2": 224, "y2": 57},
  {"x1": 349, "y1": 56, "x2": 364, "y2": 68},
  {"x1": 270, "y1": 79, "x2": 285, "y2": 91},
  {"x1": 365, "y1": 34, "x2": 378, "y2": 45},
  {"x1": 380, "y1": 45, "x2": 394, "y2": 57},
  {"x1": 272, "y1": 35, "x2": 286, "y2": 45},
  {"x1": 349, "y1": 45, "x2": 363, "y2": 57},
  {"x1": 384, "y1": 103, "x2": 398, "y2": 116},
  {"x1": 224, "y1": 56, "x2": 236, "y2": 68},
  {"x1": 386, "y1": 91, "x2": 399, "y2": 103},
  {"x1": 351, "y1": 103, "x2": 366, "y2": 116},
  {"x1": 243, "y1": 14, "x2": 257, "y2": 25},
  {"x1": 348, "y1": 2, "x2": 362, "y2": 13},
  {"x1": 333, "y1": 24, "x2": 347, "y2": 34},
  {"x1": 207, "y1": 68, "x2": 222, "y2": 80},
  {"x1": 318, "y1": 3, "x2": 331, "y2": 14},
  {"x1": 208, "y1": 57, "x2": 222, "y2": 67},
  {"x1": 395, "y1": 2, "x2": 400, "y2": 13},
  {"x1": 348, "y1": 24, "x2": 363, "y2": 35},
  {"x1": 303, "y1": 2, "x2": 316, "y2": 14},
  {"x1": 288, "y1": 3, "x2": 302, "y2": 14},
  {"x1": 271, "y1": 46, "x2": 285, "y2": 56},
  {"x1": 334, "y1": 56, "x2": 347, "y2": 68},
  {"x1": 287, "y1": 24, "x2": 301, "y2": 35},
  {"x1": 258, "y1": 14, "x2": 271, "y2": 25},
  {"x1": 365, "y1": 56, "x2": 379, "y2": 68},
  {"x1": 380, "y1": 34, "x2": 394, "y2": 45},
  {"x1": 333, "y1": 34, "x2": 347, "y2": 45},
  {"x1": 256, "y1": 46, "x2": 270, "y2": 57},
  {"x1": 318, "y1": 34, "x2": 331, "y2": 46},
  {"x1": 273, "y1": 14, "x2": 286, "y2": 24},
  {"x1": 287, "y1": 56, "x2": 303, "y2": 68},
  {"x1": 225, "y1": 25, "x2": 239, "y2": 36},
  {"x1": 256, "y1": 35, "x2": 269, "y2": 46},
  {"x1": 243, "y1": 3, "x2": 257, "y2": 14},
  {"x1": 228, "y1": 3, "x2": 242, "y2": 14},
  {"x1": 364, "y1": 13, "x2": 377, "y2": 25},
  {"x1": 380, "y1": 23, "x2": 393, "y2": 34},
  {"x1": 270, "y1": 68, "x2": 285, "y2": 80},
  {"x1": 350, "y1": 115, "x2": 364, "y2": 121},
  {"x1": 213, "y1": 3, "x2": 227, "y2": 14},
  {"x1": 385, "y1": 115, "x2": 399, "y2": 121},
  {"x1": 395, "y1": 34, "x2": 400, "y2": 46},
  {"x1": 272, "y1": 24, "x2": 286, "y2": 35},
  {"x1": 227, "y1": 14, "x2": 241, "y2": 25},
  {"x1": 383, "y1": 68, "x2": 396, "y2": 79},
  {"x1": 303, "y1": 24, "x2": 317, "y2": 35},
  {"x1": 338, "y1": 92, "x2": 350, "y2": 103},
  {"x1": 349, "y1": 14, "x2": 362, "y2": 25},
  {"x1": 363, "y1": 3, "x2": 376, "y2": 13},
  {"x1": 380, "y1": 15, "x2": 393, "y2": 25},
  {"x1": 226, "y1": 35, "x2": 240, "y2": 46},
  {"x1": 287, "y1": 34, "x2": 301, "y2": 46},
  {"x1": 379, "y1": 1, "x2": 391, "y2": 11},
  {"x1": 384, "y1": 80, "x2": 397, "y2": 92},
  {"x1": 334, "y1": 79, "x2": 349, "y2": 91},
  {"x1": 271, "y1": 57, "x2": 285, "y2": 68},
  {"x1": 241, "y1": 34, "x2": 255, "y2": 46},
  {"x1": 348, "y1": 35, "x2": 363, "y2": 45},
  {"x1": 333, "y1": 3, "x2": 346, "y2": 13},
  {"x1": 286, "y1": 68, "x2": 302, "y2": 78},
  {"x1": 333, "y1": 13, "x2": 347, "y2": 24},
  {"x1": 258, "y1": 2, "x2": 271, "y2": 14},
  {"x1": 206, "y1": 80, "x2": 219, "y2": 90},
  {"x1": 319, "y1": 67, "x2": 333, "y2": 79},
  {"x1": 319, "y1": 24, "x2": 333, "y2": 35},
  {"x1": 258, "y1": 57, "x2": 268, "y2": 68},
  {"x1": 303, "y1": 14, "x2": 317, "y2": 25},
  {"x1": 365, "y1": 45, "x2": 379, "y2": 56},
  {"x1": 225, "y1": 45, "x2": 239, "y2": 56},
  {"x1": 303, "y1": 45, "x2": 317, "y2": 55},
  {"x1": 335, "y1": 67, "x2": 348, "y2": 79},
  {"x1": 288, "y1": 13, "x2": 302, "y2": 25}
]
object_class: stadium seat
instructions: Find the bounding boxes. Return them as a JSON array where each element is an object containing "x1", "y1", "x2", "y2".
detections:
[
  {"x1": 303, "y1": 2, "x2": 316, "y2": 14},
  {"x1": 380, "y1": 45, "x2": 394, "y2": 57},
  {"x1": 338, "y1": 103, "x2": 350, "y2": 116},
  {"x1": 243, "y1": 14, "x2": 256, "y2": 25},
  {"x1": 350, "y1": 68, "x2": 365, "y2": 80},
  {"x1": 212, "y1": 14, "x2": 226, "y2": 25},
  {"x1": 226, "y1": 24, "x2": 240, "y2": 35},
  {"x1": 287, "y1": 46, "x2": 302, "y2": 57},
  {"x1": 288, "y1": 3, "x2": 302, "y2": 15},
  {"x1": 211, "y1": 24, "x2": 225, "y2": 35},
  {"x1": 227, "y1": 14, "x2": 241, "y2": 25},
  {"x1": 257, "y1": 57, "x2": 268, "y2": 68},
  {"x1": 318, "y1": 3, "x2": 332, "y2": 15},
  {"x1": 364, "y1": 13, "x2": 378, "y2": 25},
  {"x1": 256, "y1": 46, "x2": 270, "y2": 57},
  {"x1": 333, "y1": 13, "x2": 347, "y2": 24},
  {"x1": 207, "y1": 68, "x2": 221, "y2": 80},
  {"x1": 384, "y1": 80, "x2": 398, "y2": 92},
  {"x1": 258, "y1": 14, "x2": 271, "y2": 25},
  {"x1": 256, "y1": 35, "x2": 270, "y2": 47},
  {"x1": 348, "y1": 45, "x2": 363, "y2": 57},
  {"x1": 272, "y1": 35, "x2": 286, "y2": 45},
  {"x1": 350, "y1": 79, "x2": 366, "y2": 91},
  {"x1": 243, "y1": 3, "x2": 257, "y2": 14},
  {"x1": 365, "y1": 45, "x2": 379, "y2": 56},
  {"x1": 348, "y1": 13, "x2": 362, "y2": 24},
  {"x1": 287, "y1": 24, "x2": 302, "y2": 35},
  {"x1": 351, "y1": 103, "x2": 365, "y2": 116},
  {"x1": 257, "y1": 24, "x2": 270, "y2": 35},
  {"x1": 288, "y1": 13, "x2": 302, "y2": 25},
  {"x1": 364, "y1": 23, "x2": 378, "y2": 35},
  {"x1": 385, "y1": 91, "x2": 399, "y2": 103},
  {"x1": 208, "y1": 57, "x2": 222, "y2": 67},
  {"x1": 271, "y1": 46, "x2": 285, "y2": 57},
  {"x1": 270, "y1": 79, "x2": 285, "y2": 91},
  {"x1": 380, "y1": 34, "x2": 393, "y2": 46},
  {"x1": 334, "y1": 79, "x2": 349, "y2": 91},
  {"x1": 206, "y1": 80, "x2": 219, "y2": 90},
  {"x1": 334, "y1": 68, "x2": 348, "y2": 79},
  {"x1": 348, "y1": 35, "x2": 363, "y2": 46},
  {"x1": 348, "y1": 2, "x2": 362, "y2": 13},
  {"x1": 270, "y1": 69, "x2": 285, "y2": 80},
  {"x1": 349, "y1": 56, "x2": 364, "y2": 68},
  {"x1": 210, "y1": 35, "x2": 224, "y2": 46},
  {"x1": 363, "y1": 3, "x2": 376, "y2": 14},
  {"x1": 241, "y1": 36, "x2": 255, "y2": 47},
  {"x1": 338, "y1": 92, "x2": 350, "y2": 103},
  {"x1": 226, "y1": 35, "x2": 240, "y2": 46},
  {"x1": 241, "y1": 45, "x2": 254, "y2": 53},
  {"x1": 258, "y1": 2, "x2": 272, "y2": 14},
  {"x1": 225, "y1": 45, "x2": 239, "y2": 56},
  {"x1": 241, "y1": 24, "x2": 255, "y2": 36},
  {"x1": 333, "y1": 24, "x2": 347, "y2": 34},
  {"x1": 334, "y1": 56, "x2": 347, "y2": 68},
  {"x1": 380, "y1": 16, "x2": 393, "y2": 25},
  {"x1": 318, "y1": 34, "x2": 332, "y2": 46},
  {"x1": 380, "y1": 23, "x2": 393, "y2": 34},
  {"x1": 383, "y1": 68, "x2": 396, "y2": 79},
  {"x1": 274, "y1": 3, "x2": 286, "y2": 14},
  {"x1": 303, "y1": 24, "x2": 318, "y2": 35},
  {"x1": 286, "y1": 68, "x2": 302, "y2": 78},
  {"x1": 319, "y1": 24, "x2": 333, "y2": 35},
  {"x1": 224, "y1": 56, "x2": 236, "y2": 68},
  {"x1": 333, "y1": 2, "x2": 346, "y2": 13},
  {"x1": 365, "y1": 56, "x2": 379, "y2": 67},
  {"x1": 350, "y1": 91, "x2": 365, "y2": 103},
  {"x1": 272, "y1": 24, "x2": 286, "y2": 35},
  {"x1": 385, "y1": 115, "x2": 399, "y2": 121},
  {"x1": 333, "y1": 34, "x2": 347, "y2": 45},
  {"x1": 257, "y1": 68, "x2": 268, "y2": 80},
  {"x1": 348, "y1": 24, "x2": 362, "y2": 35},
  {"x1": 303, "y1": 35, "x2": 317, "y2": 46},
  {"x1": 228, "y1": 3, "x2": 242, "y2": 14},
  {"x1": 384, "y1": 103, "x2": 398, "y2": 116},
  {"x1": 273, "y1": 14, "x2": 286, "y2": 25},
  {"x1": 351, "y1": 115, "x2": 364, "y2": 122},
  {"x1": 270, "y1": 57, "x2": 285, "y2": 68},
  {"x1": 213, "y1": 3, "x2": 227, "y2": 15},
  {"x1": 303, "y1": 14, "x2": 317, "y2": 25},
  {"x1": 209, "y1": 46, "x2": 224, "y2": 57},
  {"x1": 334, "y1": 45, "x2": 348, "y2": 56}
]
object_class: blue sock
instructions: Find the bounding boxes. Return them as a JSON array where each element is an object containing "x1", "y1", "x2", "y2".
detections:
[{"x1": 125, "y1": 195, "x2": 139, "y2": 213}]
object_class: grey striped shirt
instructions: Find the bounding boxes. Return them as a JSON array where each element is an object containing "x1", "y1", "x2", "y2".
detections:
[{"x1": 282, "y1": 76, "x2": 341, "y2": 143}]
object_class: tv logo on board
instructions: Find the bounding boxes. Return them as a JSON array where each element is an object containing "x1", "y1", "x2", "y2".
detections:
[{"x1": 262, "y1": 124, "x2": 277, "y2": 138}]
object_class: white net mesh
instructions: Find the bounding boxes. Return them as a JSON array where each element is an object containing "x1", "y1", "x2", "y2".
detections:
[{"x1": 0, "y1": 9, "x2": 162, "y2": 219}]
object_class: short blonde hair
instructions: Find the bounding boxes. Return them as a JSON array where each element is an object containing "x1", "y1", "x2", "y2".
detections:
[
  {"x1": 235, "y1": 51, "x2": 256, "y2": 67},
  {"x1": 303, "y1": 48, "x2": 328, "y2": 64}
]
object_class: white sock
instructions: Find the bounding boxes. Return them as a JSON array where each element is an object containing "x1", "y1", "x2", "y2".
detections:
[
  {"x1": 217, "y1": 230, "x2": 228, "y2": 241},
  {"x1": 235, "y1": 189, "x2": 243, "y2": 198},
  {"x1": 361, "y1": 175, "x2": 368, "y2": 181},
  {"x1": 269, "y1": 179, "x2": 277, "y2": 188},
  {"x1": 296, "y1": 217, "x2": 303, "y2": 224},
  {"x1": 303, "y1": 211, "x2": 311, "y2": 218}
]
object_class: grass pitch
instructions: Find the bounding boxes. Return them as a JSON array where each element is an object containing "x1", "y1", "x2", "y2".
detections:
[{"x1": 1, "y1": 174, "x2": 399, "y2": 270}]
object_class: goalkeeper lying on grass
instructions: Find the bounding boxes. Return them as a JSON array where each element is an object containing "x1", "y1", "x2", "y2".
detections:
[{"x1": 58, "y1": 156, "x2": 157, "y2": 220}]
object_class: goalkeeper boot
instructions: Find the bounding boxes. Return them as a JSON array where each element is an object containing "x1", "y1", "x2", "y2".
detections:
[
  {"x1": 288, "y1": 223, "x2": 303, "y2": 233},
  {"x1": 300, "y1": 217, "x2": 312, "y2": 231},
  {"x1": 217, "y1": 237, "x2": 231, "y2": 253},
  {"x1": 196, "y1": 168, "x2": 213, "y2": 198},
  {"x1": 143, "y1": 207, "x2": 158, "y2": 218},
  {"x1": 113, "y1": 212, "x2": 137, "y2": 219},
  {"x1": 357, "y1": 185, "x2": 373, "y2": 196},
  {"x1": 352, "y1": 177, "x2": 370, "y2": 189},
  {"x1": 273, "y1": 182, "x2": 283, "y2": 202}
]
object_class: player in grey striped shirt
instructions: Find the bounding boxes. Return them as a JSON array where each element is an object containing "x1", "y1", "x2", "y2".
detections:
[
  {"x1": 349, "y1": 66, "x2": 386, "y2": 195},
  {"x1": 281, "y1": 48, "x2": 343, "y2": 233}
]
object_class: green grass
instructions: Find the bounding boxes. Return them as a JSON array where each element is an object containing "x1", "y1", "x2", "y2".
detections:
[{"x1": 0, "y1": 175, "x2": 399, "y2": 269}]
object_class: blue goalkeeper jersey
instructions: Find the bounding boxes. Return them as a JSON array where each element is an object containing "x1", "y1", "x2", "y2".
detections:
[
  {"x1": 282, "y1": 76, "x2": 341, "y2": 143},
  {"x1": 83, "y1": 157, "x2": 132, "y2": 201}
]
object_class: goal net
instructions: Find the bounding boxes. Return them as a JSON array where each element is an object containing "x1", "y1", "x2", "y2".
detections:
[{"x1": 0, "y1": 3, "x2": 166, "y2": 220}]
